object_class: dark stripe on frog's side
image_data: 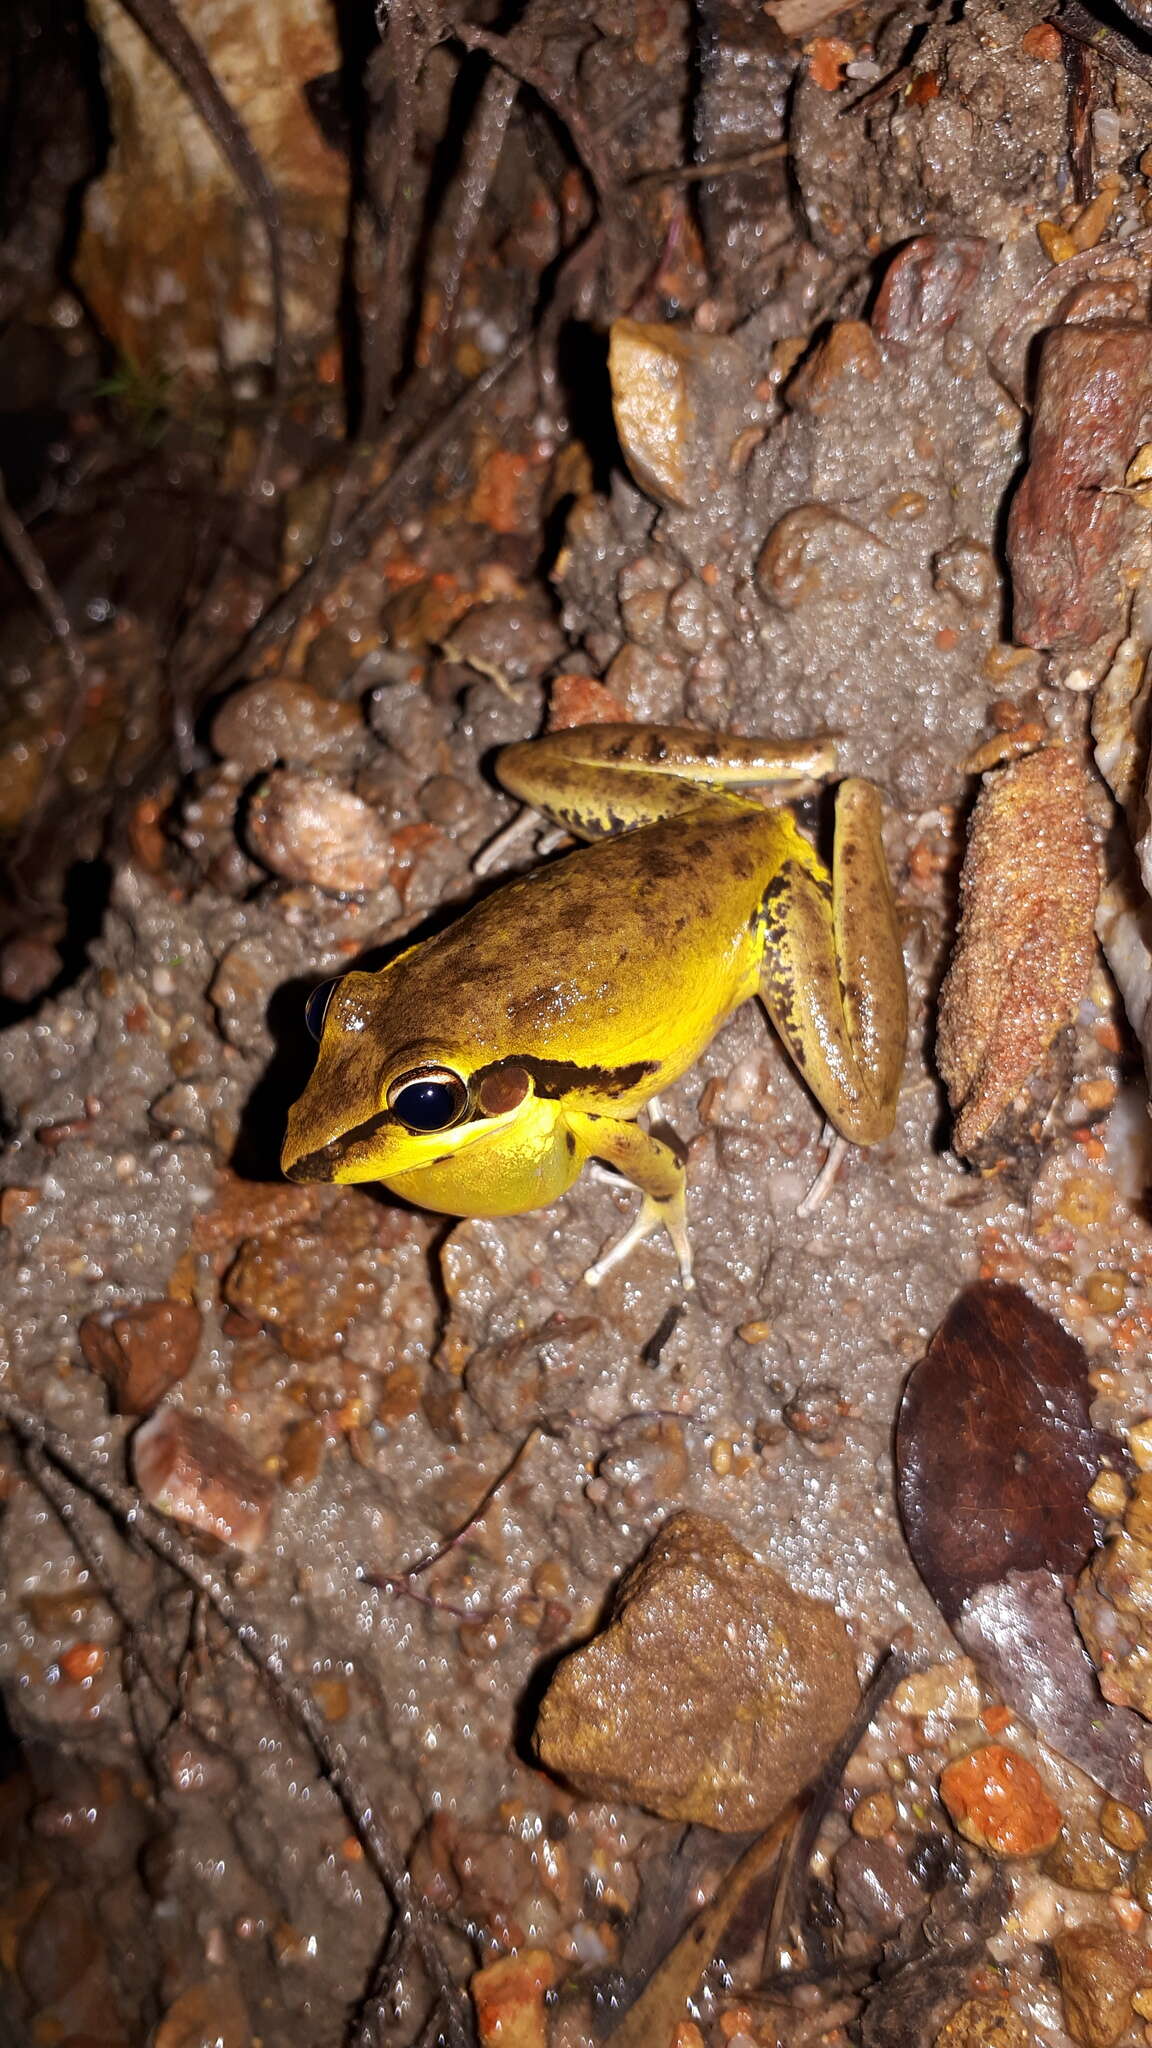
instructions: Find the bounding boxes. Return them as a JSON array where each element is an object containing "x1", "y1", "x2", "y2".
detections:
[{"x1": 471, "y1": 1052, "x2": 659, "y2": 1102}]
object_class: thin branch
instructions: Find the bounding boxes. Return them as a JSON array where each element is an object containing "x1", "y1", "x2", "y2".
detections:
[
  {"x1": 0, "y1": 464, "x2": 87, "y2": 693},
  {"x1": 630, "y1": 143, "x2": 789, "y2": 185},
  {"x1": 417, "y1": 65, "x2": 520, "y2": 375}
]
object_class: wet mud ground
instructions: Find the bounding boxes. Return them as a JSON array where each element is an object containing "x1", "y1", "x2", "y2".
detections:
[{"x1": 7, "y1": 0, "x2": 1152, "y2": 2043}]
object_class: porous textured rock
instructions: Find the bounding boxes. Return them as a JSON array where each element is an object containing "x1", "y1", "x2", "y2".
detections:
[{"x1": 534, "y1": 1511, "x2": 859, "y2": 1830}]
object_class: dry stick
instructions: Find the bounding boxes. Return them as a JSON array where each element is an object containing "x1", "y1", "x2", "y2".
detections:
[
  {"x1": 364, "y1": 0, "x2": 433, "y2": 425},
  {"x1": 1055, "y1": 0, "x2": 1152, "y2": 85},
  {"x1": 1064, "y1": 32, "x2": 1098, "y2": 206},
  {"x1": 419, "y1": 65, "x2": 520, "y2": 376},
  {"x1": 0, "y1": 1386, "x2": 471, "y2": 2044},
  {"x1": 113, "y1": 0, "x2": 286, "y2": 389},
  {"x1": 631, "y1": 143, "x2": 790, "y2": 185}
]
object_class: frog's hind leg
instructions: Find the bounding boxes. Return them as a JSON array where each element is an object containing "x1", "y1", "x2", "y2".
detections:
[
  {"x1": 564, "y1": 1108, "x2": 693, "y2": 1288},
  {"x1": 495, "y1": 724, "x2": 838, "y2": 840},
  {"x1": 757, "y1": 779, "x2": 907, "y2": 1146}
]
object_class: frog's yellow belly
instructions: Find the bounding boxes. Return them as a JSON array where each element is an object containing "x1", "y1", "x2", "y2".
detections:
[{"x1": 382, "y1": 1095, "x2": 580, "y2": 1217}]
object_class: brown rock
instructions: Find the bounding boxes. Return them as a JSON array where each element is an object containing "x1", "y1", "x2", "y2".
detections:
[
  {"x1": 1054, "y1": 1923, "x2": 1152, "y2": 2048},
  {"x1": 245, "y1": 770, "x2": 394, "y2": 894},
  {"x1": 1007, "y1": 321, "x2": 1152, "y2": 687},
  {"x1": 133, "y1": 1408, "x2": 276, "y2": 1553},
  {"x1": 834, "y1": 1836, "x2": 927, "y2": 1934},
  {"x1": 211, "y1": 680, "x2": 363, "y2": 772},
  {"x1": 1076, "y1": 1523, "x2": 1152, "y2": 1721},
  {"x1": 937, "y1": 747, "x2": 1098, "y2": 1155},
  {"x1": 1043, "y1": 1822, "x2": 1129, "y2": 1891},
  {"x1": 786, "y1": 319, "x2": 882, "y2": 410},
  {"x1": 189, "y1": 1168, "x2": 320, "y2": 1256},
  {"x1": 871, "y1": 236, "x2": 986, "y2": 346},
  {"x1": 755, "y1": 504, "x2": 892, "y2": 611},
  {"x1": 534, "y1": 1511, "x2": 859, "y2": 1830},
  {"x1": 938, "y1": 1744, "x2": 1062, "y2": 1858},
  {"x1": 78, "y1": 1299, "x2": 201, "y2": 1415},
  {"x1": 608, "y1": 320, "x2": 747, "y2": 509},
  {"x1": 934, "y1": 2000, "x2": 1036, "y2": 2048}
]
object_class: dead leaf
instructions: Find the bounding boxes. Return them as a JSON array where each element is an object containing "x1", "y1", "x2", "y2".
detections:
[
  {"x1": 896, "y1": 1282, "x2": 1112, "y2": 1620},
  {"x1": 936, "y1": 746, "x2": 1098, "y2": 1154}
]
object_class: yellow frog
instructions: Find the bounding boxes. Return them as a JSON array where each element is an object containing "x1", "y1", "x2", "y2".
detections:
[{"x1": 281, "y1": 724, "x2": 907, "y2": 1287}]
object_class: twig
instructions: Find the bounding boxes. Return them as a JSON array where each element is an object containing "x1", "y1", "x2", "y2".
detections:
[
  {"x1": 417, "y1": 64, "x2": 520, "y2": 374},
  {"x1": 363, "y1": 0, "x2": 437, "y2": 423},
  {"x1": 0, "y1": 464, "x2": 87, "y2": 694},
  {"x1": 113, "y1": 0, "x2": 286, "y2": 389},
  {"x1": 1064, "y1": 32, "x2": 1097, "y2": 205},
  {"x1": 0, "y1": 1383, "x2": 471, "y2": 2043},
  {"x1": 631, "y1": 143, "x2": 789, "y2": 185},
  {"x1": 1054, "y1": 0, "x2": 1152, "y2": 86},
  {"x1": 363, "y1": 1428, "x2": 542, "y2": 1605},
  {"x1": 842, "y1": 61, "x2": 913, "y2": 113}
]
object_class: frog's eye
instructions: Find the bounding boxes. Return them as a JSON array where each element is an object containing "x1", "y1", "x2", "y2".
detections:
[
  {"x1": 304, "y1": 979, "x2": 342, "y2": 1040},
  {"x1": 388, "y1": 1067, "x2": 469, "y2": 1132}
]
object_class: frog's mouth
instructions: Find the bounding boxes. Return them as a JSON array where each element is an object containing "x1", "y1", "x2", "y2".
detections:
[{"x1": 281, "y1": 1104, "x2": 397, "y2": 1183}]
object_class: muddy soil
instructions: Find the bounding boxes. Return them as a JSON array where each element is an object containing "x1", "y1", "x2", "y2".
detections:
[{"x1": 4, "y1": 2, "x2": 1152, "y2": 2046}]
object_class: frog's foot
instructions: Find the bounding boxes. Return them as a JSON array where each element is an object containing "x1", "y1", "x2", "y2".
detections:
[
  {"x1": 584, "y1": 1190, "x2": 694, "y2": 1291},
  {"x1": 796, "y1": 1127, "x2": 850, "y2": 1217}
]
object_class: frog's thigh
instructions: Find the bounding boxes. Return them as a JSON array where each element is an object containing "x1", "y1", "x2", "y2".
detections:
[
  {"x1": 564, "y1": 1109, "x2": 692, "y2": 1288},
  {"x1": 757, "y1": 779, "x2": 906, "y2": 1146}
]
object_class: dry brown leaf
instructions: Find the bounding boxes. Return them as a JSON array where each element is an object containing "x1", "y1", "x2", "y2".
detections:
[{"x1": 937, "y1": 746, "x2": 1098, "y2": 1154}]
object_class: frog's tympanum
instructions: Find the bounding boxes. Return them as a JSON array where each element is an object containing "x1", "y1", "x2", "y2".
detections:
[{"x1": 282, "y1": 725, "x2": 907, "y2": 1286}]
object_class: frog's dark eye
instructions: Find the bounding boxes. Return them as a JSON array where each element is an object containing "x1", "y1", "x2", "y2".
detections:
[
  {"x1": 387, "y1": 1067, "x2": 468, "y2": 1132},
  {"x1": 304, "y1": 979, "x2": 341, "y2": 1040}
]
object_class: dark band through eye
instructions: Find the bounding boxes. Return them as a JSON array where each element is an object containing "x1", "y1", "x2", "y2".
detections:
[
  {"x1": 304, "y1": 979, "x2": 341, "y2": 1040},
  {"x1": 388, "y1": 1070, "x2": 468, "y2": 1133}
]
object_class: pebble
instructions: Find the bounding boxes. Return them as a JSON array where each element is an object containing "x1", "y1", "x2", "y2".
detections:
[
  {"x1": 133, "y1": 1407, "x2": 276, "y2": 1553},
  {"x1": 471, "y1": 1947, "x2": 556, "y2": 2048},
  {"x1": 78, "y1": 1298, "x2": 202, "y2": 1415},
  {"x1": 245, "y1": 770, "x2": 395, "y2": 893},
  {"x1": 938, "y1": 1745, "x2": 1063, "y2": 1858},
  {"x1": 1101, "y1": 1798, "x2": 1148, "y2": 1851},
  {"x1": 934, "y1": 2000, "x2": 1036, "y2": 2047},
  {"x1": 1043, "y1": 1822, "x2": 1129, "y2": 1892},
  {"x1": 834, "y1": 1835, "x2": 927, "y2": 1933},
  {"x1": 1054, "y1": 1924, "x2": 1152, "y2": 2048},
  {"x1": 211, "y1": 679, "x2": 364, "y2": 771},
  {"x1": 535, "y1": 1511, "x2": 859, "y2": 1830},
  {"x1": 153, "y1": 1976, "x2": 250, "y2": 2048}
]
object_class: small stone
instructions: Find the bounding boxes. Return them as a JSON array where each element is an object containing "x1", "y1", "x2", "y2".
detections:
[
  {"x1": 0, "y1": 1187, "x2": 40, "y2": 1227},
  {"x1": 608, "y1": 319, "x2": 747, "y2": 510},
  {"x1": 938, "y1": 1745, "x2": 1062, "y2": 1858},
  {"x1": 280, "y1": 1417, "x2": 328, "y2": 1491},
  {"x1": 535, "y1": 1511, "x2": 859, "y2": 1831},
  {"x1": 78, "y1": 1299, "x2": 202, "y2": 1415},
  {"x1": 1054, "y1": 1924, "x2": 1152, "y2": 2048},
  {"x1": 1043, "y1": 1822, "x2": 1129, "y2": 1891},
  {"x1": 0, "y1": 933, "x2": 61, "y2": 1004},
  {"x1": 224, "y1": 1213, "x2": 382, "y2": 1361},
  {"x1": 471, "y1": 1948, "x2": 556, "y2": 2048},
  {"x1": 548, "y1": 674, "x2": 628, "y2": 728},
  {"x1": 934, "y1": 1999, "x2": 1036, "y2": 2048},
  {"x1": 245, "y1": 770, "x2": 394, "y2": 894},
  {"x1": 133, "y1": 1408, "x2": 276, "y2": 1553},
  {"x1": 783, "y1": 1382, "x2": 844, "y2": 1443},
  {"x1": 1088, "y1": 1472, "x2": 1129, "y2": 1519},
  {"x1": 211, "y1": 680, "x2": 363, "y2": 771},
  {"x1": 934, "y1": 539, "x2": 999, "y2": 610},
  {"x1": 1100, "y1": 1798, "x2": 1147, "y2": 1851},
  {"x1": 1129, "y1": 1420, "x2": 1152, "y2": 1472},
  {"x1": 1125, "y1": 1474, "x2": 1152, "y2": 1547},
  {"x1": 852, "y1": 1790, "x2": 898, "y2": 1838},
  {"x1": 834, "y1": 1836, "x2": 926, "y2": 1934}
]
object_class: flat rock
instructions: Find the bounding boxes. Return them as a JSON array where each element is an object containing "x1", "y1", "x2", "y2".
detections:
[{"x1": 534, "y1": 1510, "x2": 859, "y2": 1830}]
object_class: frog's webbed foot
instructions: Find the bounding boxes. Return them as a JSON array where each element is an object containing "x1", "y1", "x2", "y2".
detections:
[
  {"x1": 584, "y1": 1190, "x2": 694, "y2": 1291},
  {"x1": 565, "y1": 1109, "x2": 693, "y2": 1290}
]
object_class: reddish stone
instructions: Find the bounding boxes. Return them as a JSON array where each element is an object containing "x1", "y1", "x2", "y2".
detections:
[
  {"x1": 133, "y1": 1408, "x2": 276, "y2": 1554},
  {"x1": 872, "y1": 235, "x2": 986, "y2": 345},
  {"x1": 78, "y1": 1299, "x2": 201, "y2": 1415}
]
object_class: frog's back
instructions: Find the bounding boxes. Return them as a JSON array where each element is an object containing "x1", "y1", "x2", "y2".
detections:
[{"x1": 373, "y1": 803, "x2": 782, "y2": 1096}]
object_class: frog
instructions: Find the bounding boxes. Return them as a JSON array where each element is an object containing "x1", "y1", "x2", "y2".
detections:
[{"x1": 281, "y1": 723, "x2": 908, "y2": 1288}]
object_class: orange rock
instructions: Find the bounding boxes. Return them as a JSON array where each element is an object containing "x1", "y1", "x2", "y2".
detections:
[
  {"x1": 78, "y1": 1298, "x2": 202, "y2": 1416},
  {"x1": 548, "y1": 675, "x2": 630, "y2": 729},
  {"x1": 469, "y1": 449, "x2": 538, "y2": 536},
  {"x1": 58, "y1": 1643, "x2": 107, "y2": 1685},
  {"x1": 939, "y1": 1744, "x2": 1062, "y2": 1857},
  {"x1": 1022, "y1": 21, "x2": 1062, "y2": 57},
  {"x1": 805, "y1": 36, "x2": 854, "y2": 88},
  {"x1": 471, "y1": 1948, "x2": 556, "y2": 2048}
]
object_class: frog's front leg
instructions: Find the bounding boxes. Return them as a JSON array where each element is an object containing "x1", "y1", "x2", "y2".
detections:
[
  {"x1": 564, "y1": 1109, "x2": 692, "y2": 1289},
  {"x1": 496, "y1": 723, "x2": 837, "y2": 839},
  {"x1": 758, "y1": 778, "x2": 907, "y2": 1146}
]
